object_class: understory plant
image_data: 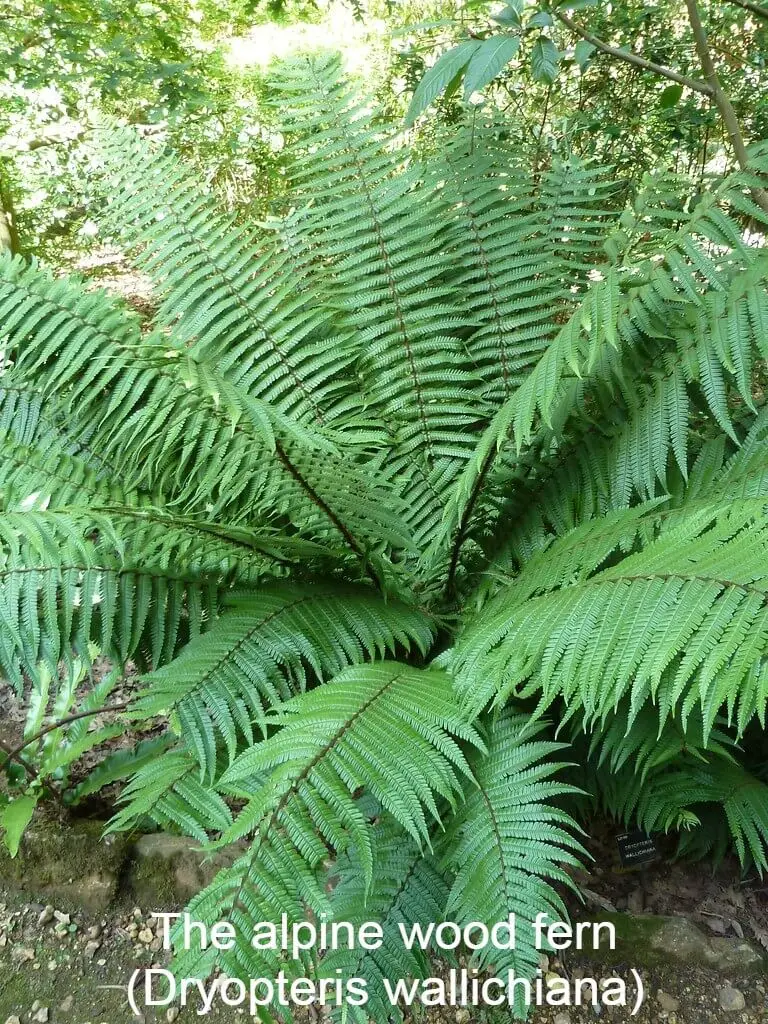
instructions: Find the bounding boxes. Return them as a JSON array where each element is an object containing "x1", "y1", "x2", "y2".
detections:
[{"x1": 1, "y1": 51, "x2": 768, "y2": 1019}]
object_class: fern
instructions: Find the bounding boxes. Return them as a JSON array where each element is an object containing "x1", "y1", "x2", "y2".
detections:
[
  {"x1": 1, "y1": 55, "x2": 768, "y2": 1022},
  {"x1": 442, "y1": 712, "x2": 585, "y2": 1002},
  {"x1": 131, "y1": 584, "x2": 435, "y2": 777},
  {"x1": 456, "y1": 500, "x2": 768, "y2": 736},
  {"x1": 320, "y1": 818, "x2": 449, "y2": 1024}
]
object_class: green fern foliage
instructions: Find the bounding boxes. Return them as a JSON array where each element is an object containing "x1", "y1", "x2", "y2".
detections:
[
  {"x1": 321, "y1": 819, "x2": 449, "y2": 1024},
  {"x1": 456, "y1": 500, "x2": 768, "y2": 736},
  {"x1": 1, "y1": 52, "x2": 768, "y2": 1023},
  {"x1": 131, "y1": 585, "x2": 435, "y2": 776},
  {"x1": 443, "y1": 713, "x2": 585, "y2": 985}
]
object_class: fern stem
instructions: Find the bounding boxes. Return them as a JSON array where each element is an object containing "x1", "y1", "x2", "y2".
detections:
[
  {"x1": 273, "y1": 439, "x2": 381, "y2": 589},
  {"x1": 5, "y1": 702, "x2": 130, "y2": 767},
  {"x1": 446, "y1": 446, "x2": 496, "y2": 597}
]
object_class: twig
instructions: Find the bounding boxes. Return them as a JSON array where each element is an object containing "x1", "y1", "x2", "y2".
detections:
[
  {"x1": 5, "y1": 701, "x2": 131, "y2": 766},
  {"x1": 552, "y1": 9, "x2": 713, "y2": 95},
  {"x1": 721, "y1": 0, "x2": 768, "y2": 22},
  {"x1": 0, "y1": 736, "x2": 65, "y2": 805},
  {"x1": 0, "y1": 736, "x2": 42, "y2": 781}
]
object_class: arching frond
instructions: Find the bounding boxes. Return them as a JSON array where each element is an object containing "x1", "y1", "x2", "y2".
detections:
[
  {"x1": 322, "y1": 818, "x2": 449, "y2": 1024},
  {"x1": 456, "y1": 500, "x2": 768, "y2": 735},
  {"x1": 443, "y1": 711, "x2": 585, "y2": 1003},
  {"x1": 132, "y1": 584, "x2": 435, "y2": 777}
]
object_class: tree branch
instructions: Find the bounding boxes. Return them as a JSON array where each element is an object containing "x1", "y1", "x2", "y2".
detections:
[
  {"x1": 551, "y1": 9, "x2": 713, "y2": 95},
  {"x1": 721, "y1": 0, "x2": 768, "y2": 22},
  {"x1": 0, "y1": 737, "x2": 42, "y2": 781},
  {"x1": 0, "y1": 163, "x2": 21, "y2": 255},
  {"x1": 684, "y1": 0, "x2": 768, "y2": 213}
]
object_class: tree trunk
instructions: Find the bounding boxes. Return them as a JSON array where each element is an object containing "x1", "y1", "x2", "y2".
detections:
[{"x1": 0, "y1": 164, "x2": 21, "y2": 255}]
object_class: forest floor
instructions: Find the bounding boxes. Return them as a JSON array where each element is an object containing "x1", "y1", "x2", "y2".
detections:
[{"x1": 1, "y1": 858, "x2": 767, "y2": 1024}]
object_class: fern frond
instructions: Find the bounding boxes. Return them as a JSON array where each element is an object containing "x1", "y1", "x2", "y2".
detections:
[
  {"x1": 109, "y1": 747, "x2": 233, "y2": 843},
  {"x1": 146, "y1": 663, "x2": 480, "y2": 992},
  {"x1": 428, "y1": 127, "x2": 616, "y2": 406},
  {"x1": 637, "y1": 758, "x2": 768, "y2": 874},
  {"x1": 322, "y1": 817, "x2": 449, "y2": 1024},
  {"x1": 98, "y1": 128, "x2": 361, "y2": 429},
  {"x1": 269, "y1": 54, "x2": 484, "y2": 532},
  {"x1": 574, "y1": 702, "x2": 739, "y2": 781},
  {"x1": 132, "y1": 584, "x2": 435, "y2": 778},
  {"x1": 443, "y1": 711, "x2": 584, "y2": 998},
  {"x1": 0, "y1": 506, "x2": 293, "y2": 687},
  {"x1": 456, "y1": 500, "x2": 768, "y2": 735},
  {"x1": 0, "y1": 254, "x2": 412, "y2": 580}
]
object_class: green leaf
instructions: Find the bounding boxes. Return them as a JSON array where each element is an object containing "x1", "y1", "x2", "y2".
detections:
[
  {"x1": 574, "y1": 39, "x2": 596, "y2": 68},
  {"x1": 1, "y1": 795, "x2": 37, "y2": 858},
  {"x1": 530, "y1": 36, "x2": 560, "y2": 84},
  {"x1": 491, "y1": 4, "x2": 522, "y2": 27},
  {"x1": 660, "y1": 84, "x2": 684, "y2": 108},
  {"x1": 463, "y1": 35, "x2": 521, "y2": 98},
  {"x1": 528, "y1": 11, "x2": 554, "y2": 28},
  {"x1": 406, "y1": 41, "x2": 481, "y2": 125}
]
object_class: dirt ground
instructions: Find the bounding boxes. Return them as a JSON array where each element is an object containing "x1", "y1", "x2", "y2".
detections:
[{"x1": 1, "y1": 883, "x2": 766, "y2": 1024}]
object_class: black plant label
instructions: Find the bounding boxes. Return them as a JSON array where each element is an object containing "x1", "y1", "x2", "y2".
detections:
[{"x1": 616, "y1": 830, "x2": 658, "y2": 869}]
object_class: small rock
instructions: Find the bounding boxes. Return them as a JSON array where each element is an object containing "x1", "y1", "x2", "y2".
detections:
[
  {"x1": 32, "y1": 1009, "x2": 49, "y2": 1024},
  {"x1": 627, "y1": 886, "x2": 644, "y2": 914},
  {"x1": 538, "y1": 953, "x2": 549, "y2": 972},
  {"x1": 59, "y1": 995, "x2": 74, "y2": 1013},
  {"x1": 718, "y1": 985, "x2": 745, "y2": 1012},
  {"x1": 657, "y1": 990, "x2": 680, "y2": 1013},
  {"x1": 47, "y1": 959, "x2": 57, "y2": 971},
  {"x1": 138, "y1": 927, "x2": 154, "y2": 944},
  {"x1": 453, "y1": 1012, "x2": 469, "y2": 1024},
  {"x1": 87, "y1": 924, "x2": 102, "y2": 941},
  {"x1": 11, "y1": 945, "x2": 35, "y2": 964},
  {"x1": 166, "y1": 1011, "x2": 179, "y2": 1024},
  {"x1": 32, "y1": 1002, "x2": 41, "y2": 1013},
  {"x1": 554, "y1": 1014, "x2": 571, "y2": 1024},
  {"x1": 84, "y1": 940, "x2": 101, "y2": 959},
  {"x1": 705, "y1": 916, "x2": 726, "y2": 935},
  {"x1": 5, "y1": 1016, "x2": 21, "y2": 1024},
  {"x1": 38, "y1": 906, "x2": 55, "y2": 926},
  {"x1": 132, "y1": 907, "x2": 143, "y2": 919},
  {"x1": 53, "y1": 911, "x2": 71, "y2": 926},
  {"x1": 150, "y1": 936, "x2": 163, "y2": 952}
]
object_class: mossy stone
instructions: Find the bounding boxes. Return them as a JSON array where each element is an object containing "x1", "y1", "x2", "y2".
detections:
[{"x1": 0, "y1": 814, "x2": 129, "y2": 914}]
